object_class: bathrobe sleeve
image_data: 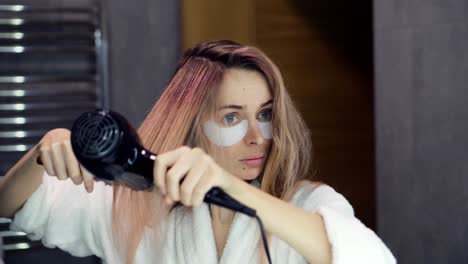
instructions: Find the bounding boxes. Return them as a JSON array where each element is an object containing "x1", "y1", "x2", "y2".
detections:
[
  {"x1": 293, "y1": 183, "x2": 397, "y2": 264},
  {"x1": 9, "y1": 170, "x2": 114, "y2": 259}
]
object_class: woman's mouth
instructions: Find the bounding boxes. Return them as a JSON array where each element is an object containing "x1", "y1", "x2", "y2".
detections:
[{"x1": 240, "y1": 155, "x2": 264, "y2": 167}]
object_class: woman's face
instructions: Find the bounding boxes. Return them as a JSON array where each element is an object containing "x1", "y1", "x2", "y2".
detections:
[{"x1": 203, "y1": 68, "x2": 273, "y2": 181}]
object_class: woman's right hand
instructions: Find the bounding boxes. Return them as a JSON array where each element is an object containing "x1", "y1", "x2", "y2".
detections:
[{"x1": 35, "y1": 128, "x2": 95, "y2": 193}]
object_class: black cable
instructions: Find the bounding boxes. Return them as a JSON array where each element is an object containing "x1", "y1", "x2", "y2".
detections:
[{"x1": 255, "y1": 214, "x2": 272, "y2": 264}]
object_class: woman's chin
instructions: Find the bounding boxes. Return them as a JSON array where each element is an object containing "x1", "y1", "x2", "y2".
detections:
[{"x1": 237, "y1": 168, "x2": 261, "y2": 181}]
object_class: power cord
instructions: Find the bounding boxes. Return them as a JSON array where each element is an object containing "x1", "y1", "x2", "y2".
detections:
[{"x1": 254, "y1": 214, "x2": 272, "y2": 264}]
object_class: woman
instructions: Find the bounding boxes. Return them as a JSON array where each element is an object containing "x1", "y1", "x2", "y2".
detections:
[{"x1": 0, "y1": 40, "x2": 396, "y2": 264}]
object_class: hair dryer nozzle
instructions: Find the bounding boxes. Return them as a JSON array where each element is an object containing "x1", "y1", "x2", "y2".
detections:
[{"x1": 71, "y1": 109, "x2": 154, "y2": 190}]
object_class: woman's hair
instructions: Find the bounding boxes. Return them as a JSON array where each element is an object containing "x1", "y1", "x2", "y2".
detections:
[{"x1": 111, "y1": 40, "x2": 315, "y2": 264}]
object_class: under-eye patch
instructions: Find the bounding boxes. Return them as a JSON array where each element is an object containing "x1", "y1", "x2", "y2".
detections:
[
  {"x1": 257, "y1": 120, "x2": 272, "y2": 139},
  {"x1": 203, "y1": 119, "x2": 273, "y2": 146},
  {"x1": 203, "y1": 119, "x2": 248, "y2": 146}
]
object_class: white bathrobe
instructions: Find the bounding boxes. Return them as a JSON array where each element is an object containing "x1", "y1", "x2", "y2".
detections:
[{"x1": 10, "y1": 170, "x2": 396, "y2": 263}]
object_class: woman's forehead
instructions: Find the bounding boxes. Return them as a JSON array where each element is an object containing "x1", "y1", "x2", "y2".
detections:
[{"x1": 217, "y1": 68, "x2": 272, "y2": 109}]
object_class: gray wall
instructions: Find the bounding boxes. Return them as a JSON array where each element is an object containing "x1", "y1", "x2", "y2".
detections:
[
  {"x1": 374, "y1": 0, "x2": 468, "y2": 263},
  {"x1": 102, "y1": 0, "x2": 180, "y2": 127}
]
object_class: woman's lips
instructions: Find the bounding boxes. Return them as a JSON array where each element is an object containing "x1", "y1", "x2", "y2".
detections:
[{"x1": 240, "y1": 156, "x2": 264, "y2": 167}]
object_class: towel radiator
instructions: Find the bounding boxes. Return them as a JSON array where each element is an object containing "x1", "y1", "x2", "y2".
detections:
[{"x1": 0, "y1": 3, "x2": 108, "y2": 263}]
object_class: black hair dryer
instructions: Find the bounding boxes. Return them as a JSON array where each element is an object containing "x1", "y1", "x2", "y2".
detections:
[{"x1": 70, "y1": 109, "x2": 256, "y2": 216}]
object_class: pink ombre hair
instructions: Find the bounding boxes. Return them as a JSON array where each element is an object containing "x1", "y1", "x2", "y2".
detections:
[{"x1": 112, "y1": 40, "x2": 315, "y2": 263}]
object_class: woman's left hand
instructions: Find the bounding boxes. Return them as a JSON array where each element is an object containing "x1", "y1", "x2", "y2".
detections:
[{"x1": 153, "y1": 146, "x2": 234, "y2": 207}]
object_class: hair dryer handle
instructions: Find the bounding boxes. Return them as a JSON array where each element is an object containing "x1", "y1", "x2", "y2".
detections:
[{"x1": 204, "y1": 187, "x2": 256, "y2": 217}]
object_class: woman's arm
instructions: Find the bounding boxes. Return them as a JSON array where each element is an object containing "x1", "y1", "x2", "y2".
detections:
[
  {"x1": 226, "y1": 176, "x2": 332, "y2": 264},
  {"x1": 0, "y1": 128, "x2": 94, "y2": 218},
  {"x1": 153, "y1": 146, "x2": 331, "y2": 263},
  {"x1": 155, "y1": 146, "x2": 395, "y2": 264},
  {"x1": 0, "y1": 144, "x2": 44, "y2": 218}
]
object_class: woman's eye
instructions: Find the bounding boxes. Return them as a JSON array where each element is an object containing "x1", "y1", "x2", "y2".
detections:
[
  {"x1": 223, "y1": 114, "x2": 238, "y2": 125},
  {"x1": 258, "y1": 109, "x2": 272, "y2": 121}
]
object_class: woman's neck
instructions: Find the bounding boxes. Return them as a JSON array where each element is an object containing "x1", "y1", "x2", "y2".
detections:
[{"x1": 210, "y1": 204, "x2": 235, "y2": 224}]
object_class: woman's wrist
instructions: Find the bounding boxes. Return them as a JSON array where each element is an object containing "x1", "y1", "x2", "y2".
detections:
[{"x1": 221, "y1": 171, "x2": 250, "y2": 200}]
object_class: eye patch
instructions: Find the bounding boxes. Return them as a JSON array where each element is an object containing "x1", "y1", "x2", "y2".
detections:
[
  {"x1": 257, "y1": 120, "x2": 272, "y2": 139},
  {"x1": 203, "y1": 120, "x2": 248, "y2": 146},
  {"x1": 203, "y1": 120, "x2": 272, "y2": 146}
]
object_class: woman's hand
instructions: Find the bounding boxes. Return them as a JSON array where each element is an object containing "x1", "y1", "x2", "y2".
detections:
[
  {"x1": 36, "y1": 128, "x2": 96, "y2": 193},
  {"x1": 153, "y1": 146, "x2": 234, "y2": 207}
]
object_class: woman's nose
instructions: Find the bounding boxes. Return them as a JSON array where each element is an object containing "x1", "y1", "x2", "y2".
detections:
[{"x1": 243, "y1": 122, "x2": 265, "y2": 145}]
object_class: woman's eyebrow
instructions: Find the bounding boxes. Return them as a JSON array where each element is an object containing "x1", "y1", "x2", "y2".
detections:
[
  {"x1": 218, "y1": 99, "x2": 273, "y2": 111},
  {"x1": 260, "y1": 99, "x2": 273, "y2": 108}
]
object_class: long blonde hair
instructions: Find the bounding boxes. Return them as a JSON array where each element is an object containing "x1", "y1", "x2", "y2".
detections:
[{"x1": 112, "y1": 40, "x2": 315, "y2": 263}]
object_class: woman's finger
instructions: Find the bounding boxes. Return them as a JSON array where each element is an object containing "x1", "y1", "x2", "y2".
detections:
[
  {"x1": 51, "y1": 142, "x2": 67, "y2": 180},
  {"x1": 154, "y1": 156, "x2": 171, "y2": 196},
  {"x1": 38, "y1": 146, "x2": 56, "y2": 176},
  {"x1": 180, "y1": 157, "x2": 208, "y2": 206},
  {"x1": 154, "y1": 146, "x2": 190, "y2": 196},
  {"x1": 80, "y1": 164, "x2": 94, "y2": 193},
  {"x1": 62, "y1": 141, "x2": 82, "y2": 185},
  {"x1": 192, "y1": 169, "x2": 215, "y2": 207},
  {"x1": 166, "y1": 148, "x2": 201, "y2": 202},
  {"x1": 165, "y1": 196, "x2": 174, "y2": 206}
]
